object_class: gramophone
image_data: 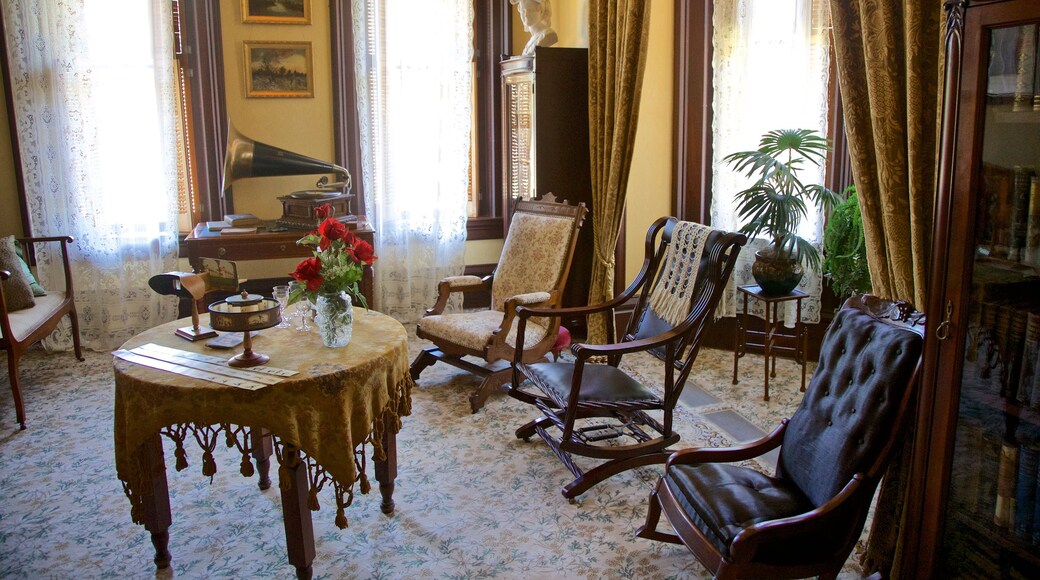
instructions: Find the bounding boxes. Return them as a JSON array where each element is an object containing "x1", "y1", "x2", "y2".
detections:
[{"x1": 222, "y1": 123, "x2": 355, "y2": 229}]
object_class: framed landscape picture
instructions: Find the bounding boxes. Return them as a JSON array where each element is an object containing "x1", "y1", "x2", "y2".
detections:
[
  {"x1": 244, "y1": 41, "x2": 313, "y2": 98},
  {"x1": 242, "y1": 0, "x2": 310, "y2": 24}
]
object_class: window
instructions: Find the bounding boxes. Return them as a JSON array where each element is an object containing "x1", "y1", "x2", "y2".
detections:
[{"x1": 674, "y1": 0, "x2": 850, "y2": 324}]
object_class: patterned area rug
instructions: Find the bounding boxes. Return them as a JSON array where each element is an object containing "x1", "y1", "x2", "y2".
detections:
[{"x1": 0, "y1": 332, "x2": 866, "y2": 579}]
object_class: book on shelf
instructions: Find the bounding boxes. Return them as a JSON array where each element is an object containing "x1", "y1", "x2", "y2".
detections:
[
  {"x1": 219, "y1": 226, "x2": 258, "y2": 235},
  {"x1": 1009, "y1": 168, "x2": 1032, "y2": 261},
  {"x1": 995, "y1": 440, "x2": 1019, "y2": 528},
  {"x1": 1017, "y1": 311, "x2": 1040, "y2": 405},
  {"x1": 1024, "y1": 176, "x2": 1040, "y2": 266},
  {"x1": 1012, "y1": 24, "x2": 1037, "y2": 113},
  {"x1": 205, "y1": 220, "x2": 230, "y2": 232},
  {"x1": 1015, "y1": 444, "x2": 1039, "y2": 540},
  {"x1": 222, "y1": 213, "x2": 260, "y2": 228}
]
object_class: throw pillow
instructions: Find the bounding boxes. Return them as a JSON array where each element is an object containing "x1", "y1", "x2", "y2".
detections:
[
  {"x1": 13, "y1": 240, "x2": 47, "y2": 296},
  {"x1": 0, "y1": 235, "x2": 36, "y2": 311}
]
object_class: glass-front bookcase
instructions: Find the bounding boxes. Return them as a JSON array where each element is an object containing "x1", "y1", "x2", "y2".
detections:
[{"x1": 914, "y1": 1, "x2": 1040, "y2": 577}]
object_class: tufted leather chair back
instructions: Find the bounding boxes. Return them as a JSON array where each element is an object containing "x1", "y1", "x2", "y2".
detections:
[{"x1": 778, "y1": 299, "x2": 924, "y2": 508}]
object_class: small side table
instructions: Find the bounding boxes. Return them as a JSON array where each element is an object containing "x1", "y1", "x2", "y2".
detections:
[{"x1": 733, "y1": 284, "x2": 808, "y2": 401}]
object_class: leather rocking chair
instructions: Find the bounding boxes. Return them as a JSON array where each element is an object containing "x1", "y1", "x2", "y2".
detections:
[
  {"x1": 636, "y1": 294, "x2": 925, "y2": 579},
  {"x1": 508, "y1": 217, "x2": 746, "y2": 499},
  {"x1": 411, "y1": 193, "x2": 587, "y2": 413}
]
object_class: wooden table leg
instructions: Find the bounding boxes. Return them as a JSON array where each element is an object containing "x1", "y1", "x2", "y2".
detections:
[
  {"x1": 250, "y1": 428, "x2": 273, "y2": 490},
  {"x1": 375, "y1": 427, "x2": 397, "y2": 515},
  {"x1": 797, "y1": 299, "x2": 807, "y2": 392},
  {"x1": 763, "y1": 304, "x2": 774, "y2": 401},
  {"x1": 278, "y1": 444, "x2": 315, "y2": 580},
  {"x1": 733, "y1": 294, "x2": 747, "y2": 385},
  {"x1": 139, "y1": 434, "x2": 172, "y2": 569}
]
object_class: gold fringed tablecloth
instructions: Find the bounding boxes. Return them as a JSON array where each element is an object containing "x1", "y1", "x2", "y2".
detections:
[{"x1": 113, "y1": 309, "x2": 413, "y2": 524}]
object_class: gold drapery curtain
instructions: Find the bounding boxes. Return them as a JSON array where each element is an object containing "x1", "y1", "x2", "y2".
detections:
[
  {"x1": 828, "y1": 0, "x2": 943, "y2": 577},
  {"x1": 586, "y1": 0, "x2": 653, "y2": 344},
  {"x1": 830, "y1": 0, "x2": 942, "y2": 309}
]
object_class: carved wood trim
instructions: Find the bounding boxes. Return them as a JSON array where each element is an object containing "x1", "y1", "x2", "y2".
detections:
[
  {"x1": 673, "y1": 0, "x2": 714, "y2": 223},
  {"x1": 179, "y1": 0, "x2": 228, "y2": 218},
  {"x1": 330, "y1": 3, "x2": 366, "y2": 219}
]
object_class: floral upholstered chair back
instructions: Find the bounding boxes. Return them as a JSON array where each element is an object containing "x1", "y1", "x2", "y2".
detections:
[{"x1": 491, "y1": 209, "x2": 576, "y2": 312}]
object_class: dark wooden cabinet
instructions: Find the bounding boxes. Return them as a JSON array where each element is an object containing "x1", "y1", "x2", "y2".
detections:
[
  {"x1": 501, "y1": 47, "x2": 594, "y2": 330},
  {"x1": 906, "y1": 1, "x2": 1040, "y2": 577}
]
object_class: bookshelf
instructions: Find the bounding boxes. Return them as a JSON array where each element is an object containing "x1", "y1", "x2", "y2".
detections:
[{"x1": 908, "y1": 1, "x2": 1040, "y2": 577}]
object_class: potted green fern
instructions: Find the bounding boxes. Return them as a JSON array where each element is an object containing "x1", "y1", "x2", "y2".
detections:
[
  {"x1": 823, "y1": 185, "x2": 872, "y2": 298},
  {"x1": 724, "y1": 128, "x2": 842, "y2": 295}
]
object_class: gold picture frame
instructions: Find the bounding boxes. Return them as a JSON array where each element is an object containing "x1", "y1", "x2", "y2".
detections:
[
  {"x1": 244, "y1": 41, "x2": 314, "y2": 98},
  {"x1": 242, "y1": 0, "x2": 311, "y2": 25}
]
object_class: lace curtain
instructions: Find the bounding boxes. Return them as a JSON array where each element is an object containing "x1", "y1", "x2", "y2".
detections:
[
  {"x1": 351, "y1": 0, "x2": 472, "y2": 324},
  {"x1": 2, "y1": 0, "x2": 180, "y2": 351},
  {"x1": 711, "y1": 0, "x2": 832, "y2": 324}
]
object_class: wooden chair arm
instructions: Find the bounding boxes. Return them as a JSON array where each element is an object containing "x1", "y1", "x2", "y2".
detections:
[
  {"x1": 18, "y1": 235, "x2": 74, "y2": 244},
  {"x1": 665, "y1": 421, "x2": 788, "y2": 467},
  {"x1": 425, "y1": 274, "x2": 493, "y2": 316},
  {"x1": 727, "y1": 474, "x2": 868, "y2": 563}
]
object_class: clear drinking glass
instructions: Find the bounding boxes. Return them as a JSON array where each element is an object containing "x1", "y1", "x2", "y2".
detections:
[
  {"x1": 293, "y1": 293, "x2": 312, "y2": 332},
  {"x1": 271, "y1": 285, "x2": 291, "y2": 328}
]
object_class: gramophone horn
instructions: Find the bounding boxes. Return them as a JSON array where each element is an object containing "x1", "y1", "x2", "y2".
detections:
[{"x1": 220, "y1": 123, "x2": 352, "y2": 195}]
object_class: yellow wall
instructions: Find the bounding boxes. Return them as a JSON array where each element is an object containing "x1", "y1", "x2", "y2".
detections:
[
  {"x1": 220, "y1": 0, "x2": 334, "y2": 221},
  {"x1": 0, "y1": 78, "x2": 22, "y2": 237},
  {"x1": 624, "y1": 1, "x2": 674, "y2": 282}
]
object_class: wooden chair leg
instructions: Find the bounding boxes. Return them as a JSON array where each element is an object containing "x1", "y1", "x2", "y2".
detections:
[
  {"x1": 69, "y1": 309, "x2": 84, "y2": 361},
  {"x1": 409, "y1": 347, "x2": 438, "y2": 380},
  {"x1": 7, "y1": 349, "x2": 26, "y2": 430},
  {"x1": 635, "y1": 481, "x2": 683, "y2": 545},
  {"x1": 469, "y1": 367, "x2": 512, "y2": 413}
]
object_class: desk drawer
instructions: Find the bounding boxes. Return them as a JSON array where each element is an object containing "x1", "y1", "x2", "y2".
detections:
[{"x1": 202, "y1": 238, "x2": 309, "y2": 261}]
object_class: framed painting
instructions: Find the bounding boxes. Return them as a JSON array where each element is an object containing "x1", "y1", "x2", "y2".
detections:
[
  {"x1": 242, "y1": 0, "x2": 310, "y2": 25},
  {"x1": 244, "y1": 41, "x2": 314, "y2": 98}
]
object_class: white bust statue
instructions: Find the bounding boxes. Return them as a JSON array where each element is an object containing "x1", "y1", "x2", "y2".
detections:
[{"x1": 511, "y1": 0, "x2": 558, "y2": 56}]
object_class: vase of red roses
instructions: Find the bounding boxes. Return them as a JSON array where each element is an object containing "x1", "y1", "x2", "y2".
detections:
[{"x1": 290, "y1": 205, "x2": 376, "y2": 347}]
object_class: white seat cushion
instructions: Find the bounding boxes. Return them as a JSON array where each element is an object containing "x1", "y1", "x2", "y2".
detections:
[
  {"x1": 3, "y1": 292, "x2": 67, "y2": 342},
  {"x1": 418, "y1": 309, "x2": 548, "y2": 352}
]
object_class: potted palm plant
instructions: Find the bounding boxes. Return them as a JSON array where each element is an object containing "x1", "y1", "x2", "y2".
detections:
[{"x1": 724, "y1": 128, "x2": 842, "y2": 295}]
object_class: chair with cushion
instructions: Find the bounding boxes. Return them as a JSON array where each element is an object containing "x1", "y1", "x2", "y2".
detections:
[
  {"x1": 0, "y1": 235, "x2": 83, "y2": 429},
  {"x1": 410, "y1": 193, "x2": 587, "y2": 413},
  {"x1": 636, "y1": 294, "x2": 924, "y2": 580},
  {"x1": 508, "y1": 217, "x2": 746, "y2": 499}
]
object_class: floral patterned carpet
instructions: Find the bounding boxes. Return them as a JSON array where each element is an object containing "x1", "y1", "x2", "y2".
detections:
[{"x1": 0, "y1": 331, "x2": 869, "y2": 579}]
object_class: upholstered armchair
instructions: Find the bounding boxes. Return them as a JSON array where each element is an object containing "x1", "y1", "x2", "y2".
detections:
[
  {"x1": 0, "y1": 235, "x2": 84, "y2": 429},
  {"x1": 410, "y1": 194, "x2": 587, "y2": 413},
  {"x1": 636, "y1": 295, "x2": 925, "y2": 579}
]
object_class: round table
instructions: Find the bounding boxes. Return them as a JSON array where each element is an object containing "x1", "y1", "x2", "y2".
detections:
[{"x1": 113, "y1": 309, "x2": 413, "y2": 579}]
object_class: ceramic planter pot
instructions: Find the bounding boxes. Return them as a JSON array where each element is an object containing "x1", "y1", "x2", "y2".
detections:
[{"x1": 752, "y1": 245, "x2": 803, "y2": 296}]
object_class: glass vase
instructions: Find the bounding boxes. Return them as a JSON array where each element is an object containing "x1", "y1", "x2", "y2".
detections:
[{"x1": 314, "y1": 291, "x2": 353, "y2": 348}]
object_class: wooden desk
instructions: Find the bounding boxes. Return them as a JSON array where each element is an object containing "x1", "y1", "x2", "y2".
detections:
[
  {"x1": 113, "y1": 311, "x2": 412, "y2": 579},
  {"x1": 184, "y1": 221, "x2": 375, "y2": 306},
  {"x1": 732, "y1": 284, "x2": 808, "y2": 401}
]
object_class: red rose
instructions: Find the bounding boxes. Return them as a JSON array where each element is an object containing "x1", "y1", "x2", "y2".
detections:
[
  {"x1": 291, "y1": 257, "x2": 324, "y2": 292},
  {"x1": 352, "y1": 239, "x2": 376, "y2": 265},
  {"x1": 319, "y1": 217, "x2": 348, "y2": 242},
  {"x1": 314, "y1": 204, "x2": 333, "y2": 221},
  {"x1": 341, "y1": 230, "x2": 358, "y2": 248}
]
